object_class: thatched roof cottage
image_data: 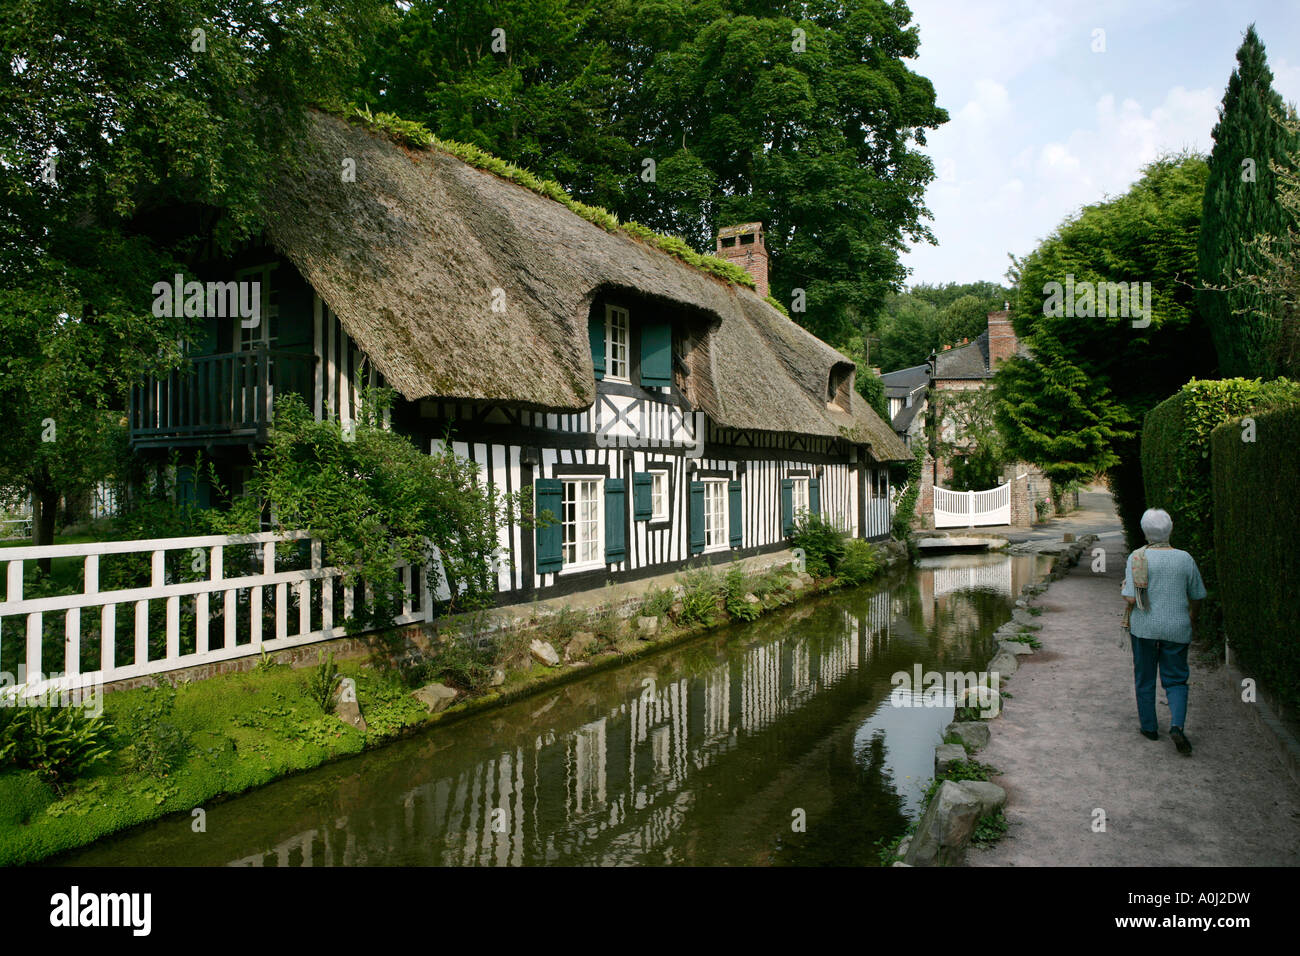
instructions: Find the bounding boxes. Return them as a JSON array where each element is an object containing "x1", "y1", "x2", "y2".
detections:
[{"x1": 132, "y1": 111, "x2": 907, "y2": 601}]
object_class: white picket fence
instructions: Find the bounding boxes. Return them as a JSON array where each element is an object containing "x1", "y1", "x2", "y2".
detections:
[
  {"x1": 0, "y1": 531, "x2": 435, "y2": 700},
  {"x1": 933, "y1": 483, "x2": 1011, "y2": 529}
]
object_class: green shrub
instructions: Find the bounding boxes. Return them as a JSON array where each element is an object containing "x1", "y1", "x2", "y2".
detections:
[
  {"x1": 972, "y1": 810, "x2": 1008, "y2": 847},
  {"x1": 749, "y1": 564, "x2": 792, "y2": 598},
  {"x1": 589, "y1": 607, "x2": 623, "y2": 644},
  {"x1": 0, "y1": 770, "x2": 54, "y2": 826},
  {"x1": 723, "y1": 563, "x2": 761, "y2": 622},
  {"x1": 305, "y1": 652, "x2": 341, "y2": 714},
  {"x1": 638, "y1": 586, "x2": 676, "y2": 620},
  {"x1": 677, "y1": 565, "x2": 721, "y2": 627},
  {"x1": 944, "y1": 759, "x2": 998, "y2": 782},
  {"x1": 1210, "y1": 402, "x2": 1300, "y2": 715},
  {"x1": 115, "y1": 682, "x2": 191, "y2": 777},
  {"x1": 791, "y1": 511, "x2": 846, "y2": 577},
  {"x1": 1142, "y1": 378, "x2": 1300, "y2": 650},
  {"x1": 1004, "y1": 633, "x2": 1042, "y2": 649},
  {"x1": 542, "y1": 605, "x2": 585, "y2": 644},
  {"x1": 0, "y1": 705, "x2": 112, "y2": 792},
  {"x1": 426, "y1": 639, "x2": 494, "y2": 692},
  {"x1": 837, "y1": 539, "x2": 880, "y2": 586}
]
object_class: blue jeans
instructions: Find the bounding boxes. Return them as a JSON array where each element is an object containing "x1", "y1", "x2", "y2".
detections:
[{"x1": 1130, "y1": 635, "x2": 1189, "y2": 732}]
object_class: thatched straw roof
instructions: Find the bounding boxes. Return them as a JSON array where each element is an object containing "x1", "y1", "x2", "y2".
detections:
[{"x1": 262, "y1": 111, "x2": 908, "y2": 462}]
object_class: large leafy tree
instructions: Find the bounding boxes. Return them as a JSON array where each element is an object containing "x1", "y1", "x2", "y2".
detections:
[
  {"x1": 359, "y1": 0, "x2": 948, "y2": 345},
  {"x1": 1196, "y1": 24, "x2": 1298, "y2": 379},
  {"x1": 873, "y1": 281, "x2": 1012, "y2": 372},
  {"x1": 994, "y1": 154, "x2": 1217, "y2": 545},
  {"x1": 0, "y1": 0, "x2": 387, "y2": 553}
]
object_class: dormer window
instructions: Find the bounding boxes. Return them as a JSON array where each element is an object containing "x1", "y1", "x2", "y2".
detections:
[
  {"x1": 605, "y1": 304, "x2": 629, "y2": 381},
  {"x1": 827, "y1": 363, "x2": 854, "y2": 411}
]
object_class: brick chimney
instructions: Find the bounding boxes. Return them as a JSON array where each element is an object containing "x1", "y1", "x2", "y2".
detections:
[
  {"x1": 716, "y1": 223, "x2": 768, "y2": 297},
  {"x1": 987, "y1": 309, "x2": 1018, "y2": 367}
]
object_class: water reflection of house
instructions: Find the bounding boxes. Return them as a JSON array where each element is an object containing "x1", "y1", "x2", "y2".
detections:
[{"x1": 228, "y1": 593, "x2": 899, "y2": 867}]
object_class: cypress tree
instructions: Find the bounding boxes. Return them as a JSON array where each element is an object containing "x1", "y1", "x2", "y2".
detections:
[{"x1": 1197, "y1": 24, "x2": 1297, "y2": 379}]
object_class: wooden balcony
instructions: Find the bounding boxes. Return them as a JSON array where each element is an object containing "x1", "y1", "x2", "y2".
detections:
[{"x1": 130, "y1": 349, "x2": 317, "y2": 448}]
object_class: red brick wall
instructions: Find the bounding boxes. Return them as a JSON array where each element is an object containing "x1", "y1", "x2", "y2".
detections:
[
  {"x1": 987, "y1": 310, "x2": 1018, "y2": 367},
  {"x1": 717, "y1": 223, "x2": 769, "y2": 298}
]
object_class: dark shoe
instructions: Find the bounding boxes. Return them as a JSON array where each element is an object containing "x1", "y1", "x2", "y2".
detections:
[
  {"x1": 1170, "y1": 727, "x2": 1192, "y2": 755},
  {"x1": 1140, "y1": 729, "x2": 1159, "y2": 741}
]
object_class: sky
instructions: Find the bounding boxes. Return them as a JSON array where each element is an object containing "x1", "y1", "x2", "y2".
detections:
[{"x1": 898, "y1": 0, "x2": 1300, "y2": 288}]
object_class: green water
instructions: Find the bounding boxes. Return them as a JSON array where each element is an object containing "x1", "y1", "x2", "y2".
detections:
[{"x1": 62, "y1": 551, "x2": 1049, "y2": 867}]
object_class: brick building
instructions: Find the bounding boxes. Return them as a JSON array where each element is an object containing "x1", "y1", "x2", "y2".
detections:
[{"x1": 888, "y1": 309, "x2": 1054, "y2": 528}]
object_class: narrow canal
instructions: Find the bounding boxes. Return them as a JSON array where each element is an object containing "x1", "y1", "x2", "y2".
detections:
[{"x1": 63, "y1": 550, "x2": 1050, "y2": 867}]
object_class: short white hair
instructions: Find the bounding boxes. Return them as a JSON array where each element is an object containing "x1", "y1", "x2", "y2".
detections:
[{"x1": 1140, "y1": 508, "x2": 1173, "y2": 543}]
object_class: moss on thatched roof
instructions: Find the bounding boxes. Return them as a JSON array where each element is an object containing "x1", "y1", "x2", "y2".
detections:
[{"x1": 261, "y1": 109, "x2": 909, "y2": 462}]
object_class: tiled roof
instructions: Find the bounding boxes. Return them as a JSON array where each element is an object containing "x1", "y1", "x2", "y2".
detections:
[
  {"x1": 933, "y1": 330, "x2": 991, "y2": 380},
  {"x1": 881, "y1": 363, "x2": 930, "y2": 395}
]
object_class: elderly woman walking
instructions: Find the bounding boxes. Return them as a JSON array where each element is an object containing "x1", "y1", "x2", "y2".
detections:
[{"x1": 1121, "y1": 508, "x2": 1207, "y2": 754}]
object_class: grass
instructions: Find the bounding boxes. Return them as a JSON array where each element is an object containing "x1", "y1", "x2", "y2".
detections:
[
  {"x1": 971, "y1": 810, "x2": 1008, "y2": 848},
  {"x1": 1004, "y1": 633, "x2": 1042, "y2": 649},
  {"x1": 0, "y1": 661, "x2": 429, "y2": 866}
]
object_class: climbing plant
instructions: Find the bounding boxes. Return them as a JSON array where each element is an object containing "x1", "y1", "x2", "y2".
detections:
[{"x1": 244, "y1": 394, "x2": 530, "y2": 632}]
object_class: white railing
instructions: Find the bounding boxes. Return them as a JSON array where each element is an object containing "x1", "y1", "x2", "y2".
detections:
[
  {"x1": 934, "y1": 482, "x2": 1011, "y2": 529},
  {"x1": 0, "y1": 531, "x2": 432, "y2": 700}
]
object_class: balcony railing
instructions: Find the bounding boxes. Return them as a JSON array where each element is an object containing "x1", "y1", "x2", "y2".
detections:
[{"x1": 129, "y1": 349, "x2": 317, "y2": 447}]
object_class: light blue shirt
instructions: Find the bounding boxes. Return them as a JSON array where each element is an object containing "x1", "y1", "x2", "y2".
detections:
[{"x1": 1121, "y1": 547, "x2": 1207, "y2": 643}]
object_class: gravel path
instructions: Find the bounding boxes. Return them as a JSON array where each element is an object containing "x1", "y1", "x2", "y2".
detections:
[{"x1": 968, "y1": 522, "x2": 1300, "y2": 866}]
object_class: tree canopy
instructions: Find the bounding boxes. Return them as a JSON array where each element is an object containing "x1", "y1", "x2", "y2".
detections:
[
  {"x1": 1196, "y1": 24, "x2": 1298, "y2": 380},
  {"x1": 358, "y1": 0, "x2": 948, "y2": 344},
  {"x1": 994, "y1": 153, "x2": 1217, "y2": 542},
  {"x1": 0, "y1": 0, "x2": 389, "y2": 544}
]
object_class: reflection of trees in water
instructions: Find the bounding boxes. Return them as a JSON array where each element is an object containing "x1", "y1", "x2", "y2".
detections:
[
  {"x1": 82, "y1": 558, "x2": 1029, "y2": 868},
  {"x1": 229, "y1": 589, "x2": 909, "y2": 867}
]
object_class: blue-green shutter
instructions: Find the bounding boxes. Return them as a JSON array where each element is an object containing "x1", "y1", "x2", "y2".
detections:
[
  {"x1": 781, "y1": 479, "x2": 794, "y2": 537},
  {"x1": 589, "y1": 314, "x2": 605, "y2": 380},
  {"x1": 535, "y1": 479, "x2": 563, "y2": 573},
  {"x1": 605, "y1": 478, "x2": 626, "y2": 563},
  {"x1": 632, "y1": 472, "x2": 653, "y2": 520},
  {"x1": 689, "y1": 481, "x2": 706, "y2": 554},
  {"x1": 728, "y1": 480, "x2": 742, "y2": 548},
  {"x1": 640, "y1": 320, "x2": 672, "y2": 388},
  {"x1": 809, "y1": 478, "x2": 821, "y2": 516}
]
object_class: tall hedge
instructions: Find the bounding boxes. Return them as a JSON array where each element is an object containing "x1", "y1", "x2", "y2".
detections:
[
  {"x1": 1140, "y1": 377, "x2": 1300, "y2": 647},
  {"x1": 1211, "y1": 403, "x2": 1300, "y2": 714}
]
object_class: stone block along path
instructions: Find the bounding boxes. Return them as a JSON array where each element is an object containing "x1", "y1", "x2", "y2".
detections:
[{"x1": 968, "y1": 500, "x2": 1300, "y2": 866}]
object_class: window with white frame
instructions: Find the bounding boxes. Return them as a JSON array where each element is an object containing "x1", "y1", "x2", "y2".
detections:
[
  {"x1": 605, "y1": 304, "x2": 629, "y2": 381},
  {"x1": 703, "y1": 479, "x2": 728, "y2": 550},
  {"x1": 561, "y1": 477, "x2": 603, "y2": 569},
  {"x1": 650, "y1": 470, "x2": 669, "y2": 521},
  {"x1": 234, "y1": 263, "x2": 279, "y2": 351},
  {"x1": 791, "y1": 476, "x2": 810, "y2": 516}
]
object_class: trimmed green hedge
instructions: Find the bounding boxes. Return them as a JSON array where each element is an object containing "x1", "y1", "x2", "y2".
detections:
[
  {"x1": 1211, "y1": 403, "x2": 1300, "y2": 715},
  {"x1": 1140, "y1": 378, "x2": 1300, "y2": 647}
]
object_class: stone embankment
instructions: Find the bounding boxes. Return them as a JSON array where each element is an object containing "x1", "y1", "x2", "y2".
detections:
[{"x1": 891, "y1": 534, "x2": 1099, "y2": 867}]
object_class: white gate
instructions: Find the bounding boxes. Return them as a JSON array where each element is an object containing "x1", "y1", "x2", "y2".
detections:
[{"x1": 933, "y1": 483, "x2": 1011, "y2": 528}]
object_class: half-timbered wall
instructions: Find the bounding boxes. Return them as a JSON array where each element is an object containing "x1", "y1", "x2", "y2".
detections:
[
  {"x1": 312, "y1": 295, "x2": 389, "y2": 428},
  {"x1": 305, "y1": 289, "x2": 893, "y2": 603},
  {"x1": 414, "y1": 399, "x2": 892, "y2": 603}
]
